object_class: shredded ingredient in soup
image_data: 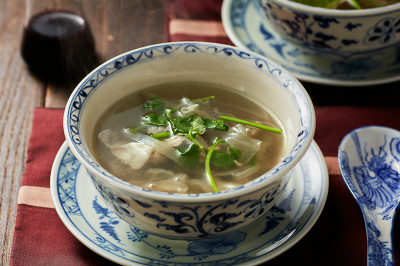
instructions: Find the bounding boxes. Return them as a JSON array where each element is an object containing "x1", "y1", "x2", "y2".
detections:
[
  {"x1": 92, "y1": 83, "x2": 285, "y2": 194},
  {"x1": 290, "y1": 0, "x2": 399, "y2": 9}
]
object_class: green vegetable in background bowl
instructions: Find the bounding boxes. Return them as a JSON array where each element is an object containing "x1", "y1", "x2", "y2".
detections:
[{"x1": 291, "y1": 0, "x2": 400, "y2": 9}]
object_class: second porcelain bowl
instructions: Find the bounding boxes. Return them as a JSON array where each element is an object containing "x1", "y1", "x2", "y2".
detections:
[{"x1": 257, "y1": 0, "x2": 400, "y2": 58}]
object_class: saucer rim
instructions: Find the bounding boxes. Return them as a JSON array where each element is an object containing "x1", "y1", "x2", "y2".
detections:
[
  {"x1": 221, "y1": 0, "x2": 400, "y2": 87},
  {"x1": 50, "y1": 140, "x2": 328, "y2": 265}
]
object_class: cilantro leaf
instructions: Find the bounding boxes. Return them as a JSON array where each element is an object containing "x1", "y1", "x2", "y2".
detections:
[
  {"x1": 206, "y1": 139, "x2": 241, "y2": 172},
  {"x1": 165, "y1": 108, "x2": 176, "y2": 119},
  {"x1": 142, "y1": 113, "x2": 167, "y2": 126},
  {"x1": 142, "y1": 97, "x2": 165, "y2": 113},
  {"x1": 169, "y1": 115, "x2": 193, "y2": 135},
  {"x1": 203, "y1": 118, "x2": 229, "y2": 131},
  {"x1": 229, "y1": 147, "x2": 241, "y2": 160},
  {"x1": 210, "y1": 150, "x2": 237, "y2": 169},
  {"x1": 169, "y1": 115, "x2": 229, "y2": 136},
  {"x1": 169, "y1": 114, "x2": 205, "y2": 135},
  {"x1": 178, "y1": 144, "x2": 200, "y2": 170},
  {"x1": 189, "y1": 115, "x2": 206, "y2": 136}
]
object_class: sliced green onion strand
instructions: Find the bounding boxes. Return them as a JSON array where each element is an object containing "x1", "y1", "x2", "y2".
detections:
[
  {"x1": 128, "y1": 125, "x2": 146, "y2": 133},
  {"x1": 151, "y1": 131, "x2": 170, "y2": 139},
  {"x1": 201, "y1": 96, "x2": 215, "y2": 101},
  {"x1": 349, "y1": 0, "x2": 362, "y2": 9},
  {"x1": 220, "y1": 115, "x2": 282, "y2": 134}
]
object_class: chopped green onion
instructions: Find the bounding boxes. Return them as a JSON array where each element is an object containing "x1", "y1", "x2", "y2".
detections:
[
  {"x1": 128, "y1": 125, "x2": 146, "y2": 133},
  {"x1": 220, "y1": 115, "x2": 282, "y2": 134},
  {"x1": 201, "y1": 96, "x2": 215, "y2": 101},
  {"x1": 151, "y1": 132, "x2": 170, "y2": 139}
]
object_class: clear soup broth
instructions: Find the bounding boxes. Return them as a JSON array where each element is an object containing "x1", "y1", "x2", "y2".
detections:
[{"x1": 91, "y1": 82, "x2": 286, "y2": 194}]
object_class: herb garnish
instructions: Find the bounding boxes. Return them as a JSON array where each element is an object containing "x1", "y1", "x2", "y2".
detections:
[
  {"x1": 220, "y1": 115, "x2": 282, "y2": 134},
  {"x1": 143, "y1": 113, "x2": 167, "y2": 126},
  {"x1": 292, "y1": 0, "x2": 384, "y2": 9},
  {"x1": 136, "y1": 96, "x2": 282, "y2": 193},
  {"x1": 141, "y1": 96, "x2": 165, "y2": 112},
  {"x1": 151, "y1": 131, "x2": 170, "y2": 139},
  {"x1": 178, "y1": 144, "x2": 200, "y2": 171}
]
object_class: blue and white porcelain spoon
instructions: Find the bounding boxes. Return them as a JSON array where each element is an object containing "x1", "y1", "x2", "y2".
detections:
[{"x1": 338, "y1": 126, "x2": 400, "y2": 266}]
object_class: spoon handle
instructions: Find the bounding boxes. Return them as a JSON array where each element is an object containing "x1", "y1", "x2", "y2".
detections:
[{"x1": 363, "y1": 208, "x2": 395, "y2": 266}]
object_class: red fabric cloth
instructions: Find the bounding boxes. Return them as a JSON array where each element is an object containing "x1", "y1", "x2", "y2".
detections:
[
  {"x1": 165, "y1": 0, "x2": 232, "y2": 44},
  {"x1": 10, "y1": 109, "x2": 115, "y2": 266},
  {"x1": 11, "y1": 105, "x2": 400, "y2": 265},
  {"x1": 10, "y1": 0, "x2": 400, "y2": 264}
]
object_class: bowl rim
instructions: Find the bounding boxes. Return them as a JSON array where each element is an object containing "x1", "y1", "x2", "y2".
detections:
[
  {"x1": 63, "y1": 41, "x2": 316, "y2": 203},
  {"x1": 261, "y1": 0, "x2": 400, "y2": 16}
]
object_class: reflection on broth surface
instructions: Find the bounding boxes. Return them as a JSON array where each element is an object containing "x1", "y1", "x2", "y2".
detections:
[{"x1": 92, "y1": 82, "x2": 285, "y2": 194}]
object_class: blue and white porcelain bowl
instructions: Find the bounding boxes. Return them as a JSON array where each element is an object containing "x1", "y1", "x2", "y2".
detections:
[
  {"x1": 63, "y1": 42, "x2": 315, "y2": 239},
  {"x1": 257, "y1": 0, "x2": 400, "y2": 58}
]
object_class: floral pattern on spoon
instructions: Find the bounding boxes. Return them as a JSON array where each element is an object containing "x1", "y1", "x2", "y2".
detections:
[{"x1": 339, "y1": 126, "x2": 400, "y2": 266}]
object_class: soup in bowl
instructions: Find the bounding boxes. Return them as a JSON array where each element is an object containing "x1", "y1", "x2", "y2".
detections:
[{"x1": 63, "y1": 42, "x2": 315, "y2": 239}]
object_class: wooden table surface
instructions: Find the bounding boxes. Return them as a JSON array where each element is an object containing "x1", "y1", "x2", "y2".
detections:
[
  {"x1": 1, "y1": 0, "x2": 400, "y2": 265},
  {"x1": 0, "y1": 0, "x2": 164, "y2": 264}
]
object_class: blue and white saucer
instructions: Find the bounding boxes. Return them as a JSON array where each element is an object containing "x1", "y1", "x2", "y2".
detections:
[
  {"x1": 222, "y1": 0, "x2": 400, "y2": 86},
  {"x1": 50, "y1": 141, "x2": 328, "y2": 265}
]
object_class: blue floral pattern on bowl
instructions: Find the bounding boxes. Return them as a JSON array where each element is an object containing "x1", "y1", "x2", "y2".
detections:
[
  {"x1": 257, "y1": 0, "x2": 400, "y2": 57},
  {"x1": 88, "y1": 169, "x2": 288, "y2": 238},
  {"x1": 64, "y1": 43, "x2": 313, "y2": 194},
  {"x1": 50, "y1": 141, "x2": 328, "y2": 264},
  {"x1": 222, "y1": 0, "x2": 400, "y2": 85},
  {"x1": 63, "y1": 42, "x2": 315, "y2": 239}
]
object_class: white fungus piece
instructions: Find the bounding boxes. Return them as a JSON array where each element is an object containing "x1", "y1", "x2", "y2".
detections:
[
  {"x1": 147, "y1": 151, "x2": 167, "y2": 164},
  {"x1": 162, "y1": 135, "x2": 187, "y2": 148},
  {"x1": 98, "y1": 129, "x2": 153, "y2": 170},
  {"x1": 178, "y1": 98, "x2": 218, "y2": 119},
  {"x1": 178, "y1": 98, "x2": 201, "y2": 115},
  {"x1": 148, "y1": 135, "x2": 189, "y2": 164},
  {"x1": 213, "y1": 163, "x2": 261, "y2": 180},
  {"x1": 224, "y1": 124, "x2": 262, "y2": 164},
  {"x1": 129, "y1": 132, "x2": 181, "y2": 164},
  {"x1": 141, "y1": 168, "x2": 189, "y2": 193},
  {"x1": 146, "y1": 125, "x2": 168, "y2": 135}
]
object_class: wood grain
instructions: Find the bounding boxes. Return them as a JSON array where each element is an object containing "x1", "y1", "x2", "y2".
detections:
[
  {"x1": 46, "y1": 0, "x2": 165, "y2": 108},
  {"x1": 0, "y1": 0, "x2": 164, "y2": 264},
  {"x1": 0, "y1": 0, "x2": 45, "y2": 265}
]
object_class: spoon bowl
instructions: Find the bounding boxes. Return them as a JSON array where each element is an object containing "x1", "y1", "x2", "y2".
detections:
[{"x1": 339, "y1": 126, "x2": 400, "y2": 266}]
